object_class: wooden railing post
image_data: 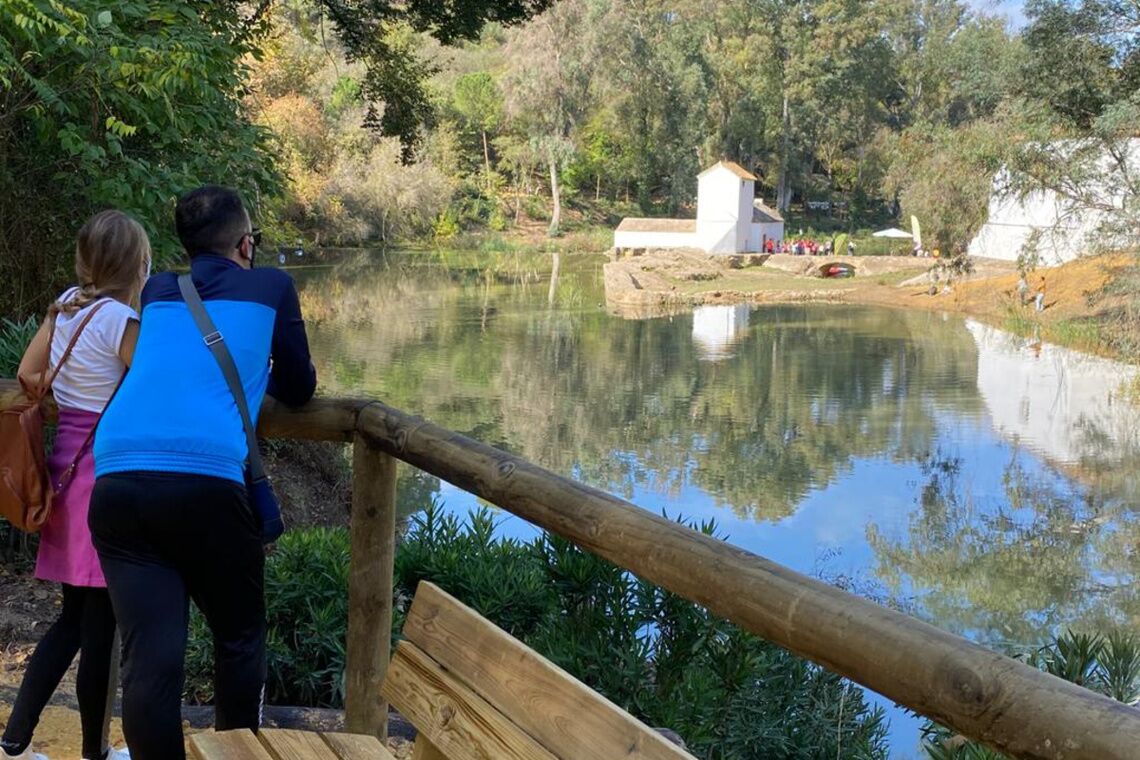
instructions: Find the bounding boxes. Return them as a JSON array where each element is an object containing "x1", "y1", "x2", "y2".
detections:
[{"x1": 345, "y1": 434, "x2": 397, "y2": 739}]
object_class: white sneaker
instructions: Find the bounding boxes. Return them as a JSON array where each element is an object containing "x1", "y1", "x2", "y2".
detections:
[{"x1": 1, "y1": 746, "x2": 48, "y2": 760}]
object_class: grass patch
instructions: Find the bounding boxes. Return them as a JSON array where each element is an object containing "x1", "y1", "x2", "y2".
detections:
[
  {"x1": 1049, "y1": 318, "x2": 1103, "y2": 350},
  {"x1": 1001, "y1": 306, "x2": 1110, "y2": 355}
]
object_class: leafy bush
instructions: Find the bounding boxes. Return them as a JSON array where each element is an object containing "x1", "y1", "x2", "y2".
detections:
[
  {"x1": 188, "y1": 506, "x2": 890, "y2": 758},
  {"x1": 0, "y1": 1, "x2": 280, "y2": 317},
  {"x1": 0, "y1": 316, "x2": 39, "y2": 377},
  {"x1": 185, "y1": 528, "x2": 351, "y2": 707}
]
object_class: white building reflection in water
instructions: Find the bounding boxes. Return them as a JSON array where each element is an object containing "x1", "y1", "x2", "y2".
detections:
[
  {"x1": 692, "y1": 304, "x2": 752, "y2": 361},
  {"x1": 967, "y1": 320, "x2": 1140, "y2": 464}
]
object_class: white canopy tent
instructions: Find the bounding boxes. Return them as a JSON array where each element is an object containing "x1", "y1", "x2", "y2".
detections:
[{"x1": 872, "y1": 227, "x2": 913, "y2": 239}]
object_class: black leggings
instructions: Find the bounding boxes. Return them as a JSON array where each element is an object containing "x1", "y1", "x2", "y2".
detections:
[
  {"x1": 89, "y1": 472, "x2": 265, "y2": 760},
  {"x1": 1, "y1": 584, "x2": 117, "y2": 760}
]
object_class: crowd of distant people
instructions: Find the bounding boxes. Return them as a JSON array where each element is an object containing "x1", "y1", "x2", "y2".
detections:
[{"x1": 764, "y1": 238, "x2": 856, "y2": 256}]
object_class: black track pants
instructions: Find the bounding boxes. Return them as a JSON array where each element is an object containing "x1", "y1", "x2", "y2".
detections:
[
  {"x1": 1, "y1": 584, "x2": 116, "y2": 760},
  {"x1": 89, "y1": 472, "x2": 265, "y2": 760}
]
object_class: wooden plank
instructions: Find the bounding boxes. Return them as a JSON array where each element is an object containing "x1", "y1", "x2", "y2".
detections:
[
  {"x1": 410, "y1": 736, "x2": 449, "y2": 760},
  {"x1": 381, "y1": 641, "x2": 557, "y2": 760},
  {"x1": 257, "y1": 729, "x2": 340, "y2": 760},
  {"x1": 188, "y1": 730, "x2": 275, "y2": 760},
  {"x1": 321, "y1": 732, "x2": 398, "y2": 760},
  {"x1": 345, "y1": 439, "x2": 398, "y2": 738},
  {"x1": 403, "y1": 582, "x2": 693, "y2": 759},
  {"x1": 357, "y1": 403, "x2": 1140, "y2": 760}
]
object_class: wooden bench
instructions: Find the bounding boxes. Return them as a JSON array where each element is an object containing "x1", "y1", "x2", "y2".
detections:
[
  {"x1": 190, "y1": 581, "x2": 694, "y2": 759},
  {"x1": 189, "y1": 728, "x2": 395, "y2": 760}
]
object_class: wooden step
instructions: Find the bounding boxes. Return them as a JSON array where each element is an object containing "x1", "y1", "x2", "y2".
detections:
[{"x1": 188, "y1": 729, "x2": 396, "y2": 760}]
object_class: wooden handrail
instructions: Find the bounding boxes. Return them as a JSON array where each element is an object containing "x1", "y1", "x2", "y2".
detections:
[{"x1": 2, "y1": 379, "x2": 1138, "y2": 758}]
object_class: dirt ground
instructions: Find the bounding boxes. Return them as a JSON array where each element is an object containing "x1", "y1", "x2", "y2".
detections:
[
  {"x1": 604, "y1": 248, "x2": 1128, "y2": 354},
  {"x1": 0, "y1": 642, "x2": 413, "y2": 758}
]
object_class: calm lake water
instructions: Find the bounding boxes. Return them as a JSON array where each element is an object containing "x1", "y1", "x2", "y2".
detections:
[{"x1": 293, "y1": 249, "x2": 1139, "y2": 758}]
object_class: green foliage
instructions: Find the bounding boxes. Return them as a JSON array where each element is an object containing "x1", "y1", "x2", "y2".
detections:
[
  {"x1": 885, "y1": 118, "x2": 1013, "y2": 250},
  {"x1": 0, "y1": 316, "x2": 38, "y2": 377},
  {"x1": 0, "y1": 0, "x2": 281, "y2": 317},
  {"x1": 453, "y1": 72, "x2": 502, "y2": 137},
  {"x1": 394, "y1": 505, "x2": 889, "y2": 758},
  {"x1": 186, "y1": 510, "x2": 889, "y2": 757},
  {"x1": 186, "y1": 528, "x2": 352, "y2": 707},
  {"x1": 314, "y1": 0, "x2": 551, "y2": 154},
  {"x1": 432, "y1": 210, "x2": 461, "y2": 240}
]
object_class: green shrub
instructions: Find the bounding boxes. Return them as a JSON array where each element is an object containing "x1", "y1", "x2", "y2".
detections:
[
  {"x1": 432, "y1": 210, "x2": 461, "y2": 239},
  {"x1": 187, "y1": 506, "x2": 890, "y2": 757},
  {"x1": 186, "y1": 528, "x2": 351, "y2": 707},
  {"x1": 0, "y1": 316, "x2": 39, "y2": 377}
]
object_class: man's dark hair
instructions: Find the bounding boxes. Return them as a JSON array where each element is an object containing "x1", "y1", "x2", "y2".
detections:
[{"x1": 175, "y1": 185, "x2": 250, "y2": 257}]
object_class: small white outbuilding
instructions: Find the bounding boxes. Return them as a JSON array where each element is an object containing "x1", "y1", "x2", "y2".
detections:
[{"x1": 614, "y1": 161, "x2": 784, "y2": 254}]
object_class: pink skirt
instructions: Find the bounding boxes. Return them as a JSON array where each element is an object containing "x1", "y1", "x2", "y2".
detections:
[{"x1": 35, "y1": 408, "x2": 105, "y2": 587}]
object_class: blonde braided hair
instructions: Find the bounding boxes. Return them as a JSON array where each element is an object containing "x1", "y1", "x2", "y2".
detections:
[{"x1": 50, "y1": 210, "x2": 151, "y2": 317}]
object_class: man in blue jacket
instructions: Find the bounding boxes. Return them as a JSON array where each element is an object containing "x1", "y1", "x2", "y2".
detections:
[{"x1": 91, "y1": 185, "x2": 317, "y2": 760}]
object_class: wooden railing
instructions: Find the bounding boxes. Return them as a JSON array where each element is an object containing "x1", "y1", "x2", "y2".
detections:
[{"x1": 3, "y1": 381, "x2": 1139, "y2": 759}]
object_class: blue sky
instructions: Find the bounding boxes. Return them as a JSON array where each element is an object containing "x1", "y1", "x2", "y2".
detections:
[{"x1": 968, "y1": 0, "x2": 1027, "y2": 28}]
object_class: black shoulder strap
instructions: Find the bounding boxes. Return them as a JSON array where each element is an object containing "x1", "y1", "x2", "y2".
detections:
[{"x1": 177, "y1": 274, "x2": 265, "y2": 481}]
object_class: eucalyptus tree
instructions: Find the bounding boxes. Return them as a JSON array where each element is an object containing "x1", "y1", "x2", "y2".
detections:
[{"x1": 501, "y1": 0, "x2": 610, "y2": 235}]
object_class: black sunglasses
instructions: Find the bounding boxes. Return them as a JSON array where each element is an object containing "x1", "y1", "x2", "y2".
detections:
[{"x1": 249, "y1": 228, "x2": 262, "y2": 248}]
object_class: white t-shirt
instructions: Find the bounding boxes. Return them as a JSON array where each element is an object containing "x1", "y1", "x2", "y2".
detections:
[{"x1": 48, "y1": 287, "x2": 138, "y2": 413}]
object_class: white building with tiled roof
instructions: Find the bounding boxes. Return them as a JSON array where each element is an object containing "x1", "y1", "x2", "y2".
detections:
[{"x1": 613, "y1": 161, "x2": 784, "y2": 254}]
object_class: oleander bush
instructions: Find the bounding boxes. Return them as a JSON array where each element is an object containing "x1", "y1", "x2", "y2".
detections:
[{"x1": 187, "y1": 504, "x2": 891, "y2": 758}]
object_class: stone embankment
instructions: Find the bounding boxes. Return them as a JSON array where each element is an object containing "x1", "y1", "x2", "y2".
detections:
[{"x1": 603, "y1": 248, "x2": 955, "y2": 317}]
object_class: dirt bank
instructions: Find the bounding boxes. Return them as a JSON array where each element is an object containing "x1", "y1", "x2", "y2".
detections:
[{"x1": 603, "y1": 248, "x2": 1128, "y2": 355}]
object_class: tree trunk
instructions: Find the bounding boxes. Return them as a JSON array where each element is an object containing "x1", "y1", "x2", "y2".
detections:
[
  {"x1": 776, "y1": 94, "x2": 792, "y2": 214},
  {"x1": 547, "y1": 150, "x2": 561, "y2": 236},
  {"x1": 548, "y1": 251, "x2": 561, "y2": 307},
  {"x1": 481, "y1": 130, "x2": 491, "y2": 177},
  {"x1": 595, "y1": 174, "x2": 601, "y2": 202}
]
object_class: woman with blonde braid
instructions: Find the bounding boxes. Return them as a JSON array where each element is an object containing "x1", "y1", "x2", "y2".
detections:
[{"x1": 2, "y1": 211, "x2": 149, "y2": 760}]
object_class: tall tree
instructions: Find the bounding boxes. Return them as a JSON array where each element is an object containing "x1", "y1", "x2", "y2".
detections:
[
  {"x1": 502, "y1": 0, "x2": 607, "y2": 235},
  {"x1": 453, "y1": 71, "x2": 503, "y2": 177},
  {"x1": 314, "y1": 0, "x2": 552, "y2": 155}
]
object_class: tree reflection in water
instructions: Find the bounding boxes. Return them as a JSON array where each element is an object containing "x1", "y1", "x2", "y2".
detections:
[
  {"x1": 296, "y1": 250, "x2": 1139, "y2": 645},
  {"x1": 869, "y1": 450, "x2": 1139, "y2": 645}
]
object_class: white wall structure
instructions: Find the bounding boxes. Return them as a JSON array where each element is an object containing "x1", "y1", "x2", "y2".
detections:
[
  {"x1": 613, "y1": 161, "x2": 774, "y2": 254},
  {"x1": 696, "y1": 161, "x2": 756, "y2": 253},
  {"x1": 750, "y1": 201, "x2": 785, "y2": 251},
  {"x1": 967, "y1": 320, "x2": 1140, "y2": 464},
  {"x1": 692, "y1": 304, "x2": 753, "y2": 361},
  {"x1": 968, "y1": 141, "x2": 1136, "y2": 264},
  {"x1": 613, "y1": 219, "x2": 697, "y2": 250},
  {"x1": 967, "y1": 181, "x2": 1101, "y2": 264}
]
